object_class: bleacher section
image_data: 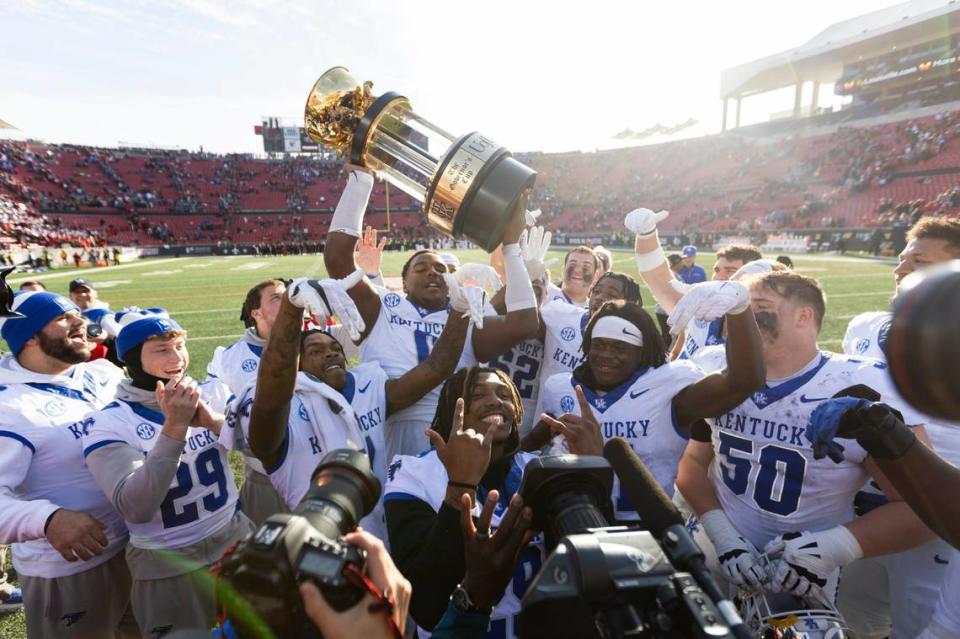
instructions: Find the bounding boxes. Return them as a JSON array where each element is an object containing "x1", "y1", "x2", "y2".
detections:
[{"x1": 2, "y1": 106, "x2": 960, "y2": 247}]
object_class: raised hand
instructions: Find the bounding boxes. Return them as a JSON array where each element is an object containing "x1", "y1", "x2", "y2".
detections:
[
  {"x1": 458, "y1": 490, "x2": 534, "y2": 612},
  {"x1": 355, "y1": 225, "x2": 387, "y2": 277},
  {"x1": 288, "y1": 271, "x2": 366, "y2": 340},
  {"x1": 540, "y1": 385, "x2": 603, "y2": 455},
  {"x1": 519, "y1": 225, "x2": 558, "y2": 281},
  {"x1": 425, "y1": 398, "x2": 494, "y2": 486},
  {"x1": 624, "y1": 208, "x2": 669, "y2": 236},
  {"x1": 666, "y1": 280, "x2": 750, "y2": 336},
  {"x1": 443, "y1": 273, "x2": 486, "y2": 329}
]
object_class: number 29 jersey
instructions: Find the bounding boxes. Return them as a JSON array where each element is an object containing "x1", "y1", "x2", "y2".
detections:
[
  {"x1": 359, "y1": 290, "x2": 477, "y2": 425},
  {"x1": 83, "y1": 400, "x2": 238, "y2": 549},
  {"x1": 704, "y1": 351, "x2": 924, "y2": 549}
]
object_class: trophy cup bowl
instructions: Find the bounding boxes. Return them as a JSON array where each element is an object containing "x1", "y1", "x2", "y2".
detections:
[{"x1": 305, "y1": 67, "x2": 536, "y2": 252}]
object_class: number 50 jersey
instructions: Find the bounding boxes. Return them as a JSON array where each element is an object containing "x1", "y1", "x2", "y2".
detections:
[
  {"x1": 702, "y1": 351, "x2": 924, "y2": 550},
  {"x1": 83, "y1": 400, "x2": 238, "y2": 549}
]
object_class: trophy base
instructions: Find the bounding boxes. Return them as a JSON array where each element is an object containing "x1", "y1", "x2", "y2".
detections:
[{"x1": 455, "y1": 155, "x2": 536, "y2": 252}]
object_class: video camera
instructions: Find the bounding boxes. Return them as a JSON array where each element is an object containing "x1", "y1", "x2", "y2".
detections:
[
  {"x1": 217, "y1": 449, "x2": 381, "y2": 639},
  {"x1": 517, "y1": 450, "x2": 744, "y2": 639}
]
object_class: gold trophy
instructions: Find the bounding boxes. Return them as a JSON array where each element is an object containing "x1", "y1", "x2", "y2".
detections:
[{"x1": 305, "y1": 67, "x2": 536, "y2": 252}]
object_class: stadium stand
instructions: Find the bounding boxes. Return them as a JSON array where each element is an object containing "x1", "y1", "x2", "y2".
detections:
[{"x1": 3, "y1": 106, "x2": 960, "y2": 248}]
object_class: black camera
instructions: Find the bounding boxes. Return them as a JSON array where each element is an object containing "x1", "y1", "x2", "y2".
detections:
[
  {"x1": 86, "y1": 322, "x2": 103, "y2": 339},
  {"x1": 518, "y1": 456, "x2": 733, "y2": 639},
  {"x1": 218, "y1": 449, "x2": 381, "y2": 638}
]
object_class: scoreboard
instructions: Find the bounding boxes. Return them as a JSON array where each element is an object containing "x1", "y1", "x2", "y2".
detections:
[{"x1": 255, "y1": 117, "x2": 323, "y2": 155}]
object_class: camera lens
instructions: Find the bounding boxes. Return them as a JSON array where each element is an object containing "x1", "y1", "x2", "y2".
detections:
[
  {"x1": 86, "y1": 323, "x2": 103, "y2": 338},
  {"x1": 297, "y1": 449, "x2": 381, "y2": 541}
]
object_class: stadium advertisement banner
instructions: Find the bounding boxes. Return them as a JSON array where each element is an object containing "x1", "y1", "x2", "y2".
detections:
[
  {"x1": 283, "y1": 127, "x2": 301, "y2": 153},
  {"x1": 839, "y1": 54, "x2": 960, "y2": 94},
  {"x1": 557, "y1": 234, "x2": 606, "y2": 245}
]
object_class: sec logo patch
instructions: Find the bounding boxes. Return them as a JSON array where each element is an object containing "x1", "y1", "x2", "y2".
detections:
[
  {"x1": 384, "y1": 293, "x2": 401, "y2": 308},
  {"x1": 560, "y1": 327, "x2": 576, "y2": 342},
  {"x1": 560, "y1": 395, "x2": 576, "y2": 413},
  {"x1": 44, "y1": 400, "x2": 66, "y2": 417},
  {"x1": 136, "y1": 423, "x2": 156, "y2": 440},
  {"x1": 241, "y1": 359, "x2": 258, "y2": 373}
]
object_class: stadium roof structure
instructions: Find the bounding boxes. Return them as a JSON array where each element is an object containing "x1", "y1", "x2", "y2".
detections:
[{"x1": 720, "y1": 0, "x2": 960, "y2": 129}]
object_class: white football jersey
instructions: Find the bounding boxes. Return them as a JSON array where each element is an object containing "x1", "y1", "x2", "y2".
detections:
[
  {"x1": 546, "y1": 282, "x2": 586, "y2": 307},
  {"x1": 704, "y1": 351, "x2": 925, "y2": 549},
  {"x1": 0, "y1": 356, "x2": 128, "y2": 578},
  {"x1": 537, "y1": 300, "x2": 589, "y2": 418},
  {"x1": 360, "y1": 290, "x2": 477, "y2": 425},
  {"x1": 929, "y1": 552, "x2": 960, "y2": 635},
  {"x1": 489, "y1": 338, "x2": 545, "y2": 437},
  {"x1": 82, "y1": 400, "x2": 239, "y2": 550},
  {"x1": 842, "y1": 310, "x2": 960, "y2": 506},
  {"x1": 680, "y1": 317, "x2": 725, "y2": 360},
  {"x1": 384, "y1": 450, "x2": 544, "y2": 639},
  {"x1": 540, "y1": 361, "x2": 703, "y2": 520},
  {"x1": 227, "y1": 372, "x2": 379, "y2": 536},
  {"x1": 215, "y1": 329, "x2": 265, "y2": 398}
]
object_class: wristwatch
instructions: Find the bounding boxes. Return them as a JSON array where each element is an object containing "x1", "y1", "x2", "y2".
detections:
[{"x1": 452, "y1": 583, "x2": 490, "y2": 614}]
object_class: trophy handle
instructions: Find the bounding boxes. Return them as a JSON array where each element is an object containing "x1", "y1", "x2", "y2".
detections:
[{"x1": 0, "y1": 266, "x2": 25, "y2": 318}]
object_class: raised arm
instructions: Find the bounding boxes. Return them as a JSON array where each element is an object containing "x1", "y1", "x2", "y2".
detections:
[
  {"x1": 322, "y1": 169, "x2": 382, "y2": 339},
  {"x1": 673, "y1": 308, "x2": 765, "y2": 429},
  {"x1": 625, "y1": 208, "x2": 685, "y2": 313},
  {"x1": 247, "y1": 292, "x2": 301, "y2": 469},
  {"x1": 385, "y1": 313, "x2": 469, "y2": 417},
  {"x1": 472, "y1": 208, "x2": 539, "y2": 362}
]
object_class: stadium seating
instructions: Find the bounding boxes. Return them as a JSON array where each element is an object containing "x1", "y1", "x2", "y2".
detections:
[{"x1": 2, "y1": 106, "x2": 960, "y2": 247}]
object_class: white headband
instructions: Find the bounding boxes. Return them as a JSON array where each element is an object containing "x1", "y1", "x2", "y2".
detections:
[{"x1": 591, "y1": 316, "x2": 643, "y2": 348}]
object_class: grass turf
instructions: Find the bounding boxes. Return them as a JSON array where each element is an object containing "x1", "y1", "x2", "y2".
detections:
[{"x1": 0, "y1": 249, "x2": 897, "y2": 637}]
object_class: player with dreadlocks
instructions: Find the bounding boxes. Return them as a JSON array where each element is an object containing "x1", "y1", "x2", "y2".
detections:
[
  {"x1": 535, "y1": 296, "x2": 765, "y2": 522},
  {"x1": 384, "y1": 366, "x2": 542, "y2": 638}
]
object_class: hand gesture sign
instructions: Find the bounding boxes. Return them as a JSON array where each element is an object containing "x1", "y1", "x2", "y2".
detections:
[
  {"x1": 425, "y1": 398, "x2": 494, "y2": 486},
  {"x1": 156, "y1": 376, "x2": 200, "y2": 441},
  {"x1": 458, "y1": 490, "x2": 534, "y2": 612},
  {"x1": 356, "y1": 225, "x2": 387, "y2": 277},
  {"x1": 540, "y1": 385, "x2": 603, "y2": 455}
]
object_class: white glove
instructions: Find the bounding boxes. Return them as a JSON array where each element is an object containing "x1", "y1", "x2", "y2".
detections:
[
  {"x1": 443, "y1": 273, "x2": 486, "y2": 329},
  {"x1": 455, "y1": 263, "x2": 502, "y2": 292},
  {"x1": 764, "y1": 527, "x2": 863, "y2": 598},
  {"x1": 288, "y1": 270, "x2": 366, "y2": 341},
  {"x1": 624, "y1": 208, "x2": 669, "y2": 236},
  {"x1": 700, "y1": 510, "x2": 766, "y2": 589},
  {"x1": 519, "y1": 225, "x2": 558, "y2": 281},
  {"x1": 666, "y1": 280, "x2": 750, "y2": 336},
  {"x1": 524, "y1": 208, "x2": 542, "y2": 227}
]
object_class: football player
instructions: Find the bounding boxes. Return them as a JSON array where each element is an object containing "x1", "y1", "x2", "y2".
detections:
[
  {"x1": 323, "y1": 168, "x2": 538, "y2": 464},
  {"x1": 232, "y1": 271, "x2": 472, "y2": 541},
  {"x1": 205, "y1": 279, "x2": 289, "y2": 525},
  {"x1": 0, "y1": 291, "x2": 134, "y2": 638},
  {"x1": 675, "y1": 272, "x2": 935, "y2": 604},
  {"x1": 838, "y1": 216, "x2": 960, "y2": 639},
  {"x1": 82, "y1": 309, "x2": 251, "y2": 638},
  {"x1": 536, "y1": 287, "x2": 764, "y2": 521},
  {"x1": 385, "y1": 366, "x2": 542, "y2": 638}
]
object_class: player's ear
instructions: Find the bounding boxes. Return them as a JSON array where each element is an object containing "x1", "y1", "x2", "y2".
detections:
[{"x1": 796, "y1": 305, "x2": 815, "y2": 329}]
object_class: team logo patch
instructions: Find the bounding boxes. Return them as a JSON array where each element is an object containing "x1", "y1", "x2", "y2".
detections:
[
  {"x1": 384, "y1": 293, "x2": 401, "y2": 308},
  {"x1": 855, "y1": 338, "x2": 870, "y2": 355},
  {"x1": 560, "y1": 327, "x2": 577, "y2": 342},
  {"x1": 298, "y1": 401, "x2": 309, "y2": 421},
  {"x1": 136, "y1": 422, "x2": 156, "y2": 440},
  {"x1": 241, "y1": 359, "x2": 258, "y2": 373},
  {"x1": 44, "y1": 399, "x2": 67, "y2": 417},
  {"x1": 752, "y1": 391, "x2": 769, "y2": 406},
  {"x1": 560, "y1": 395, "x2": 576, "y2": 412}
]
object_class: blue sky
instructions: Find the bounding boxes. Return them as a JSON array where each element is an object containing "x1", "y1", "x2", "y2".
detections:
[{"x1": 2, "y1": 0, "x2": 908, "y2": 154}]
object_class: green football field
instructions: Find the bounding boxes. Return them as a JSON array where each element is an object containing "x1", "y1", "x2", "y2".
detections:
[{"x1": 0, "y1": 248, "x2": 897, "y2": 637}]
